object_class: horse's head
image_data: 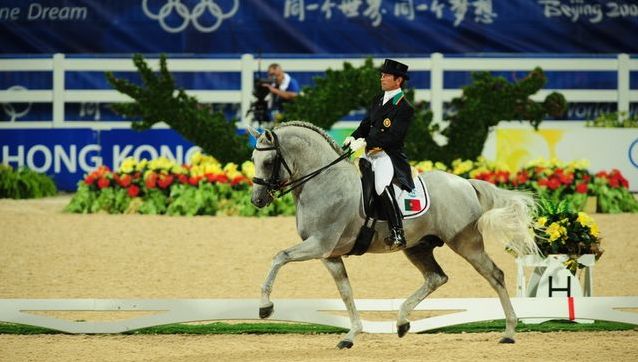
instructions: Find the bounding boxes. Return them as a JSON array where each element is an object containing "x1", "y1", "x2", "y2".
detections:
[{"x1": 249, "y1": 127, "x2": 292, "y2": 208}]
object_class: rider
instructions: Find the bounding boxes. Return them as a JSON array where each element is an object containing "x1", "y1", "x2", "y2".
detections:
[{"x1": 344, "y1": 59, "x2": 415, "y2": 249}]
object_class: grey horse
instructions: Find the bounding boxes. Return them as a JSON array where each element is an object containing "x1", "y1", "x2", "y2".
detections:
[{"x1": 248, "y1": 121, "x2": 539, "y2": 349}]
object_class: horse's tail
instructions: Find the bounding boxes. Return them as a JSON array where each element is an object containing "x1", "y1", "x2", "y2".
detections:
[{"x1": 468, "y1": 179, "x2": 541, "y2": 257}]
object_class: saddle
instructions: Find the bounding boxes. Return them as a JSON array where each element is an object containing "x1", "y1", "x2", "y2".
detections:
[
  {"x1": 348, "y1": 158, "x2": 430, "y2": 255},
  {"x1": 358, "y1": 158, "x2": 430, "y2": 221}
]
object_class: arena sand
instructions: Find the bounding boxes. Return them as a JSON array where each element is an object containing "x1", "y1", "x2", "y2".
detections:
[{"x1": 0, "y1": 195, "x2": 636, "y2": 361}]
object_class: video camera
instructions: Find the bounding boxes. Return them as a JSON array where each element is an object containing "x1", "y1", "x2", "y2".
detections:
[{"x1": 246, "y1": 78, "x2": 272, "y2": 125}]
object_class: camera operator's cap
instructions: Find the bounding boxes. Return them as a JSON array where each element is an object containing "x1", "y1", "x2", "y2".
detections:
[{"x1": 380, "y1": 59, "x2": 409, "y2": 80}]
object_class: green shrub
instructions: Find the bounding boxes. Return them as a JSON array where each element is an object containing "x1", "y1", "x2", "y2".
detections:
[
  {"x1": 283, "y1": 60, "x2": 566, "y2": 164},
  {"x1": 0, "y1": 165, "x2": 57, "y2": 199},
  {"x1": 106, "y1": 54, "x2": 251, "y2": 164},
  {"x1": 586, "y1": 111, "x2": 638, "y2": 128}
]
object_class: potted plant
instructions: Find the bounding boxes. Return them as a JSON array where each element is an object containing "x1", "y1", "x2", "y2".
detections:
[{"x1": 514, "y1": 198, "x2": 603, "y2": 302}]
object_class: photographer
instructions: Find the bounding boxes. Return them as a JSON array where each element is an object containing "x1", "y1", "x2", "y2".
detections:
[{"x1": 262, "y1": 63, "x2": 299, "y2": 120}]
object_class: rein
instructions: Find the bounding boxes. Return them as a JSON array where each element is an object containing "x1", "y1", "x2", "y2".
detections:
[{"x1": 252, "y1": 131, "x2": 353, "y2": 198}]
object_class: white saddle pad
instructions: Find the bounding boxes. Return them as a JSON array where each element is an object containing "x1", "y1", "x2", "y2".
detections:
[{"x1": 394, "y1": 175, "x2": 430, "y2": 219}]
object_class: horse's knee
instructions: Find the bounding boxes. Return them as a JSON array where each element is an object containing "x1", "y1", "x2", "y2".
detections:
[{"x1": 272, "y1": 250, "x2": 289, "y2": 265}]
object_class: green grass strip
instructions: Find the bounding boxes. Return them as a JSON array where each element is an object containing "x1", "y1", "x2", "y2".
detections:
[
  {"x1": 0, "y1": 320, "x2": 635, "y2": 335},
  {"x1": 422, "y1": 320, "x2": 637, "y2": 334}
]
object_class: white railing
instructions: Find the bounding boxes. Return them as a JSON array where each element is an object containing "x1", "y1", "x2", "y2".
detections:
[
  {"x1": 0, "y1": 53, "x2": 636, "y2": 129},
  {"x1": 2, "y1": 297, "x2": 637, "y2": 334}
]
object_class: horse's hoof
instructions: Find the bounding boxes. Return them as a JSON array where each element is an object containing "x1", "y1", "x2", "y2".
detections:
[
  {"x1": 336, "y1": 340, "x2": 353, "y2": 349},
  {"x1": 397, "y1": 322, "x2": 410, "y2": 338},
  {"x1": 499, "y1": 337, "x2": 515, "y2": 344},
  {"x1": 259, "y1": 304, "x2": 274, "y2": 319}
]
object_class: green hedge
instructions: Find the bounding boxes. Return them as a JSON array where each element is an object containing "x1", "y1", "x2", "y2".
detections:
[{"x1": 0, "y1": 165, "x2": 57, "y2": 199}]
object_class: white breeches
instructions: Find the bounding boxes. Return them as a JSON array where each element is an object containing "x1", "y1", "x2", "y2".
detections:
[{"x1": 363, "y1": 150, "x2": 394, "y2": 195}]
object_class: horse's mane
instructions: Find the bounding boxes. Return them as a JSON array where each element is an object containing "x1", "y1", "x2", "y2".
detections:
[{"x1": 274, "y1": 121, "x2": 346, "y2": 157}]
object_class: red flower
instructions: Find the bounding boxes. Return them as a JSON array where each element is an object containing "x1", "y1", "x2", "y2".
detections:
[
  {"x1": 575, "y1": 182, "x2": 588, "y2": 194},
  {"x1": 178, "y1": 174, "x2": 189, "y2": 184},
  {"x1": 127, "y1": 184, "x2": 140, "y2": 197},
  {"x1": 85, "y1": 174, "x2": 97, "y2": 185},
  {"x1": 495, "y1": 170, "x2": 510, "y2": 184},
  {"x1": 512, "y1": 171, "x2": 528, "y2": 186},
  {"x1": 157, "y1": 174, "x2": 174, "y2": 189},
  {"x1": 609, "y1": 177, "x2": 620, "y2": 188},
  {"x1": 188, "y1": 176, "x2": 201, "y2": 186},
  {"x1": 547, "y1": 178, "x2": 561, "y2": 190},
  {"x1": 116, "y1": 174, "x2": 132, "y2": 188},
  {"x1": 558, "y1": 172, "x2": 574, "y2": 185},
  {"x1": 97, "y1": 177, "x2": 110, "y2": 189},
  {"x1": 145, "y1": 173, "x2": 158, "y2": 189},
  {"x1": 231, "y1": 176, "x2": 246, "y2": 186}
]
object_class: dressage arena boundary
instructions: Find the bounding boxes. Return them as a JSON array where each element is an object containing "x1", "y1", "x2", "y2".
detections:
[{"x1": 1, "y1": 297, "x2": 637, "y2": 334}]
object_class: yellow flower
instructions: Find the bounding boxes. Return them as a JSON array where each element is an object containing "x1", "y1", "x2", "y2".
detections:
[
  {"x1": 190, "y1": 151, "x2": 202, "y2": 166},
  {"x1": 119, "y1": 157, "x2": 137, "y2": 173},
  {"x1": 577, "y1": 212, "x2": 594, "y2": 227},
  {"x1": 148, "y1": 157, "x2": 175, "y2": 172},
  {"x1": 204, "y1": 163, "x2": 223, "y2": 175},
  {"x1": 135, "y1": 159, "x2": 148, "y2": 172},
  {"x1": 241, "y1": 161, "x2": 255, "y2": 179},
  {"x1": 190, "y1": 165, "x2": 204, "y2": 177},
  {"x1": 590, "y1": 223, "x2": 600, "y2": 238},
  {"x1": 535, "y1": 216, "x2": 547, "y2": 228},
  {"x1": 570, "y1": 159, "x2": 590, "y2": 170},
  {"x1": 434, "y1": 162, "x2": 447, "y2": 171},
  {"x1": 452, "y1": 160, "x2": 473, "y2": 175},
  {"x1": 546, "y1": 222, "x2": 567, "y2": 243},
  {"x1": 415, "y1": 161, "x2": 433, "y2": 172},
  {"x1": 172, "y1": 165, "x2": 187, "y2": 175}
]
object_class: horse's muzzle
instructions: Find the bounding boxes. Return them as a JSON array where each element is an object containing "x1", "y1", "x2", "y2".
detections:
[{"x1": 251, "y1": 192, "x2": 273, "y2": 208}]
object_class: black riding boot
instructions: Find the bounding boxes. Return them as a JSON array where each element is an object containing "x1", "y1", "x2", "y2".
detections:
[{"x1": 380, "y1": 186, "x2": 406, "y2": 249}]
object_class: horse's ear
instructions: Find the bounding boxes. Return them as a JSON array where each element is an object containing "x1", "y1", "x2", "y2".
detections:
[
  {"x1": 247, "y1": 126, "x2": 261, "y2": 140},
  {"x1": 263, "y1": 129, "x2": 274, "y2": 144}
]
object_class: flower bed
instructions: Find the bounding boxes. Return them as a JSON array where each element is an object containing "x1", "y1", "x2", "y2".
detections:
[
  {"x1": 66, "y1": 155, "x2": 637, "y2": 216},
  {"x1": 65, "y1": 153, "x2": 294, "y2": 216},
  {"x1": 414, "y1": 157, "x2": 638, "y2": 213}
]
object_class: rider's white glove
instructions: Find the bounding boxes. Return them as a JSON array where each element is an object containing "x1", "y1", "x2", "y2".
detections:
[
  {"x1": 343, "y1": 136, "x2": 355, "y2": 147},
  {"x1": 348, "y1": 138, "x2": 367, "y2": 152}
]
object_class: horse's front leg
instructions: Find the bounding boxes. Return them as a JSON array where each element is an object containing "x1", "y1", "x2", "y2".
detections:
[
  {"x1": 322, "y1": 257, "x2": 362, "y2": 349},
  {"x1": 260, "y1": 237, "x2": 330, "y2": 319}
]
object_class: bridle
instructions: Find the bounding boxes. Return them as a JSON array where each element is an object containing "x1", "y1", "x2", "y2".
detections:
[{"x1": 252, "y1": 131, "x2": 353, "y2": 198}]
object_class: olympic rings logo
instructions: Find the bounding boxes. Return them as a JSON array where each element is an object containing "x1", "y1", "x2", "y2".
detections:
[
  {"x1": 2, "y1": 85, "x2": 32, "y2": 122},
  {"x1": 142, "y1": 0, "x2": 239, "y2": 33}
]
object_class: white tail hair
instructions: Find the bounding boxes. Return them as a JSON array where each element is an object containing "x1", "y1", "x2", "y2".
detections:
[{"x1": 468, "y1": 179, "x2": 541, "y2": 258}]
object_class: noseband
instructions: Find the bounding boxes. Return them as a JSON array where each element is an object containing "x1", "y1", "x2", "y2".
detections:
[
  {"x1": 252, "y1": 131, "x2": 293, "y2": 193},
  {"x1": 252, "y1": 131, "x2": 352, "y2": 198}
]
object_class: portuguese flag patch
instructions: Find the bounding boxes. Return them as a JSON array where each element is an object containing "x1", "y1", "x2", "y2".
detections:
[{"x1": 404, "y1": 199, "x2": 421, "y2": 211}]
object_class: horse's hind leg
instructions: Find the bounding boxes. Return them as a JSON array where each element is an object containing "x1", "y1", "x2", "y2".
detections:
[
  {"x1": 450, "y1": 228, "x2": 518, "y2": 343},
  {"x1": 322, "y1": 257, "x2": 362, "y2": 349},
  {"x1": 397, "y1": 237, "x2": 448, "y2": 337}
]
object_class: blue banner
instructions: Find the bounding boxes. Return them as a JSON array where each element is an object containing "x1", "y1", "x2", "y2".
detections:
[
  {"x1": 1, "y1": 0, "x2": 637, "y2": 54},
  {"x1": 0, "y1": 129, "x2": 199, "y2": 190}
]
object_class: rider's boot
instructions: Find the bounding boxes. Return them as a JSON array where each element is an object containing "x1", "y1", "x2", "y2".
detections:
[{"x1": 380, "y1": 185, "x2": 406, "y2": 249}]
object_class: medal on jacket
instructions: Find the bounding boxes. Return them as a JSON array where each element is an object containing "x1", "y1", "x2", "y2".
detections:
[{"x1": 383, "y1": 118, "x2": 392, "y2": 127}]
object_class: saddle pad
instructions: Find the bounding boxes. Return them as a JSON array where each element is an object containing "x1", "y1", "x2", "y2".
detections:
[{"x1": 394, "y1": 175, "x2": 430, "y2": 219}]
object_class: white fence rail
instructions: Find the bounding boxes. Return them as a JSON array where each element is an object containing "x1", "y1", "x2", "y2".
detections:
[
  {"x1": 0, "y1": 53, "x2": 636, "y2": 129},
  {"x1": 1, "y1": 297, "x2": 637, "y2": 334}
]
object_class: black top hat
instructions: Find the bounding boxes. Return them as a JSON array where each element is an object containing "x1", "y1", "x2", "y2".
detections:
[{"x1": 380, "y1": 59, "x2": 409, "y2": 80}]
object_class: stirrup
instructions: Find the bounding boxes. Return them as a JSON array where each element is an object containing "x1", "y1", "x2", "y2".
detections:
[{"x1": 386, "y1": 227, "x2": 406, "y2": 249}]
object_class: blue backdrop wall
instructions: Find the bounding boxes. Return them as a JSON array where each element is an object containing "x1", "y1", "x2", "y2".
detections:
[{"x1": 1, "y1": 0, "x2": 637, "y2": 54}]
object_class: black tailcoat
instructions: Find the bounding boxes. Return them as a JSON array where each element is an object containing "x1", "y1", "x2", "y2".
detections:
[{"x1": 351, "y1": 92, "x2": 415, "y2": 191}]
